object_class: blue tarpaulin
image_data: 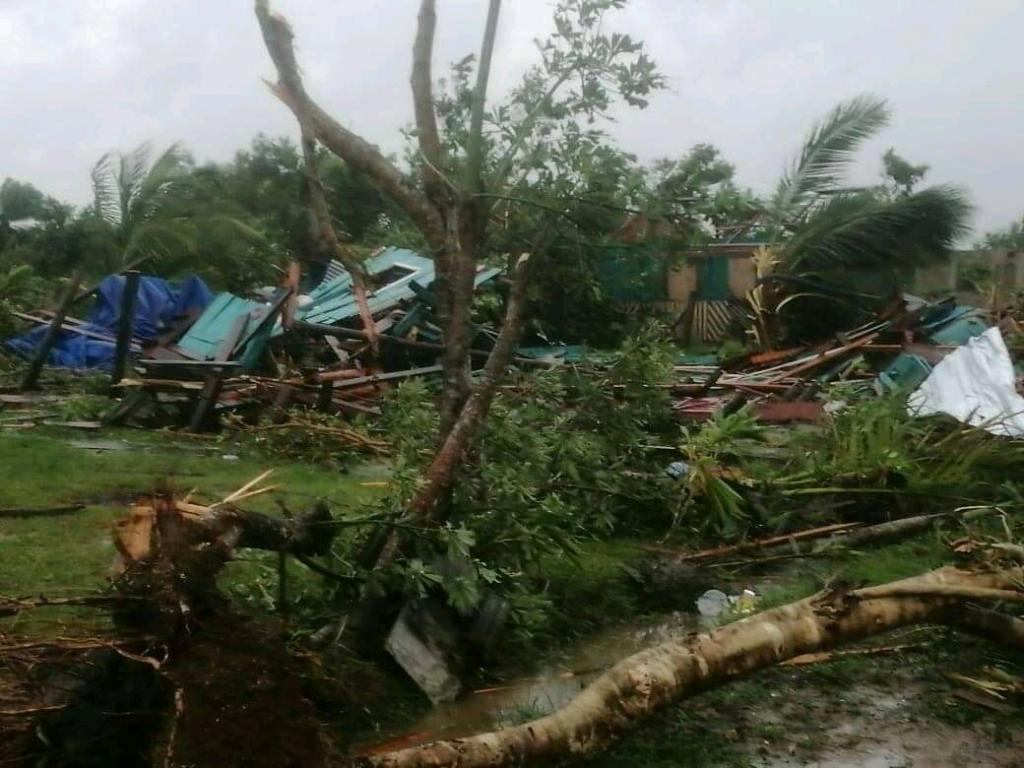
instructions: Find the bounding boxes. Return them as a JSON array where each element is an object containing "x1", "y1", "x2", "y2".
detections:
[{"x1": 4, "y1": 274, "x2": 213, "y2": 370}]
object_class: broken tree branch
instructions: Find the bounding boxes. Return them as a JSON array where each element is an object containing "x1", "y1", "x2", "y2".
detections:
[
  {"x1": 254, "y1": 0, "x2": 445, "y2": 248},
  {"x1": 362, "y1": 565, "x2": 1024, "y2": 768},
  {"x1": 299, "y1": 133, "x2": 381, "y2": 355},
  {"x1": 364, "y1": 254, "x2": 532, "y2": 574},
  {"x1": 408, "y1": 253, "x2": 532, "y2": 521}
]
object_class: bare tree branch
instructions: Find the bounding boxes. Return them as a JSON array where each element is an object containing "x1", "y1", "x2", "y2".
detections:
[
  {"x1": 300, "y1": 134, "x2": 380, "y2": 355},
  {"x1": 254, "y1": 0, "x2": 445, "y2": 249},
  {"x1": 465, "y1": 0, "x2": 503, "y2": 194},
  {"x1": 410, "y1": 0, "x2": 448, "y2": 202}
]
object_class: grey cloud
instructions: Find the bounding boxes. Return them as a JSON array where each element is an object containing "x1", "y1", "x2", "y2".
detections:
[{"x1": 2, "y1": 0, "x2": 1022, "y2": 236}]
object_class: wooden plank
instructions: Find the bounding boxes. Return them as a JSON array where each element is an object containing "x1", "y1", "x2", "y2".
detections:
[
  {"x1": 324, "y1": 335, "x2": 351, "y2": 364},
  {"x1": 332, "y1": 398, "x2": 383, "y2": 417},
  {"x1": 318, "y1": 381, "x2": 334, "y2": 412},
  {"x1": 138, "y1": 359, "x2": 242, "y2": 368},
  {"x1": 320, "y1": 364, "x2": 443, "y2": 388},
  {"x1": 187, "y1": 373, "x2": 226, "y2": 432},
  {"x1": 11, "y1": 312, "x2": 142, "y2": 347},
  {"x1": 294, "y1": 321, "x2": 550, "y2": 368}
]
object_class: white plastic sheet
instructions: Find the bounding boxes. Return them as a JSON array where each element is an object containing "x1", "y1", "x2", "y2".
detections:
[{"x1": 907, "y1": 327, "x2": 1024, "y2": 437}]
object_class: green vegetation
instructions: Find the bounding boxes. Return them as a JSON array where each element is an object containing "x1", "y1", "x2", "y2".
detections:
[
  {"x1": 978, "y1": 213, "x2": 1024, "y2": 251},
  {"x1": 0, "y1": 1, "x2": 1020, "y2": 764},
  {"x1": 750, "y1": 96, "x2": 971, "y2": 344},
  {"x1": 0, "y1": 428, "x2": 384, "y2": 597}
]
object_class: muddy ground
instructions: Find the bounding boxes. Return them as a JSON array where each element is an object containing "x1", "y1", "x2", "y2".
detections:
[{"x1": 581, "y1": 628, "x2": 1024, "y2": 768}]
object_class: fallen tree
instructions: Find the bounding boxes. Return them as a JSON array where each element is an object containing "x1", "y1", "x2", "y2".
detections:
[
  {"x1": 1, "y1": 481, "x2": 338, "y2": 768},
  {"x1": 363, "y1": 561, "x2": 1024, "y2": 768}
]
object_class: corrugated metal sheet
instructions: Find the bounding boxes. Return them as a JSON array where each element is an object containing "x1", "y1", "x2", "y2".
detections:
[
  {"x1": 177, "y1": 293, "x2": 264, "y2": 360},
  {"x1": 176, "y1": 247, "x2": 502, "y2": 360},
  {"x1": 299, "y1": 248, "x2": 435, "y2": 326}
]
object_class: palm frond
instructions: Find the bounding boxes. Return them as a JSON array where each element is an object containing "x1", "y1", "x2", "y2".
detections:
[
  {"x1": 124, "y1": 218, "x2": 197, "y2": 266},
  {"x1": 200, "y1": 214, "x2": 267, "y2": 243},
  {"x1": 122, "y1": 143, "x2": 188, "y2": 237},
  {"x1": 90, "y1": 152, "x2": 121, "y2": 226},
  {"x1": 768, "y1": 95, "x2": 891, "y2": 231},
  {"x1": 780, "y1": 185, "x2": 972, "y2": 273},
  {"x1": 117, "y1": 142, "x2": 153, "y2": 223}
]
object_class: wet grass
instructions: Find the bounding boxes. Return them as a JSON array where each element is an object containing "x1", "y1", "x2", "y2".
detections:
[
  {"x1": 3, "y1": 424, "x2": 1019, "y2": 766},
  {"x1": 0, "y1": 427, "x2": 386, "y2": 597}
]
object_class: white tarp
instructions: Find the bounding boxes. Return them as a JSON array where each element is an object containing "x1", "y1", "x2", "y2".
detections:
[{"x1": 907, "y1": 327, "x2": 1024, "y2": 437}]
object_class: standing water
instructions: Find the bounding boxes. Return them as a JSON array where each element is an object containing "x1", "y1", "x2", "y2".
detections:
[{"x1": 354, "y1": 610, "x2": 704, "y2": 756}]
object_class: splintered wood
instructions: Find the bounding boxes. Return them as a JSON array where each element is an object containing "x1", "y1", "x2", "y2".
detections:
[{"x1": 111, "y1": 471, "x2": 280, "y2": 573}]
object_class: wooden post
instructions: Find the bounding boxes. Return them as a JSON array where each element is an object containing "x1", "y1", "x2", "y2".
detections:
[
  {"x1": 187, "y1": 371, "x2": 226, "y2": 433},
  {"x1": 317, "y1": 380, "x2": 333, "y2": 412},
  {"x1": 19, "y1": 273, "x2": 81, "y2": 392},
  {"x1": 110, "y1": 270, "x2": 141, "y2": 393}
]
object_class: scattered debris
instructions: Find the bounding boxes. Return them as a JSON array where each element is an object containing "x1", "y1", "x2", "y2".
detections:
[
  {"x1": 908, "y1": 326, "x2": 1024, "y2": 436},
  {"x1": 670, "y1": 294, "x2": 1006, "y2": 423}
]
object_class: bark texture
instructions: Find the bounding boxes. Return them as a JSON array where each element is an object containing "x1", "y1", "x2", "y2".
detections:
[{"x1": 364, "y1": 564, "x2": 1024, "y2": 768}]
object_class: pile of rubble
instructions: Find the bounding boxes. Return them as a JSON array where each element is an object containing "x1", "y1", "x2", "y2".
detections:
[
  {"x1": 4, "y1": 248, "x2": 536, "y2": 434},
  {"x1": 671, "y1": 293, "x2": 1024, "y2": 432}
]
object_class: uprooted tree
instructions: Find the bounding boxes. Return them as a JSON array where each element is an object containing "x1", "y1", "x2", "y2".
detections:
[
  {"x1": 254, "y1": 0, "x2": 663, "y2": 565},
  {"x1": 6, "y1": 498, "x2": 1021, "y2": 768}
]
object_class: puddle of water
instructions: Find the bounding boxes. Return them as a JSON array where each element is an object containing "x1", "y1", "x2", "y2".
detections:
[{"x1": 355, "y1": 611, "x2": 703, "y2": 755}]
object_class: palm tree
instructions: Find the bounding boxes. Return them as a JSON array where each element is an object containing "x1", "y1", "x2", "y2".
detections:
[
  {"x1": 89, "y1": 143, "x2": 266, "y2": 283},
  {"x1": 90, "y1": 143, "x2": 198, "y2": 269},
  {"x1": 749, "y1": 96, "x2": 972, "y2": 345}
]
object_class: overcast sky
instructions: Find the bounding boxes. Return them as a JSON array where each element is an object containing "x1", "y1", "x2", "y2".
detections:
[{"x1": 2, "y1": 0, "x2": 1023, "y2": 237}]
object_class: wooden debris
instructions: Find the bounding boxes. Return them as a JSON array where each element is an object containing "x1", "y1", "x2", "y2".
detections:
[
  {"x1": 780, "y1": 644, "x2": 922, "y2": 667},
  {"x1": 644, "y1": 521, "x2": 864, "y2": 562}
]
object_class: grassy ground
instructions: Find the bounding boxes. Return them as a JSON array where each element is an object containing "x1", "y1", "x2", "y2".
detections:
[
  {"x1": 0, "y1": 426, "x2": 386, "y2": 597},
  {"x1": 2, "y1": 425, "x2": 1020, "y2": 766}
]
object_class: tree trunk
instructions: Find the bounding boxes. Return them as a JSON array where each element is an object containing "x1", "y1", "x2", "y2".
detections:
[
  {"x1": 300, "y1": 133, "x2": 380, "y2": 355},
  {"x1": 363, "y1": 563, "x2": 1024, "y2": 768}
]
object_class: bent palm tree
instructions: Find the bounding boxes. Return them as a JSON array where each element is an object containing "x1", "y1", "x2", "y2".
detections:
[
  {"x1": 90, "y1": 143, "x2": 265, "y2": 279},
  {"x1": 750, "y1": 96, "x2": 971, "y2": 345},
  {"x1": 91, "y1": 143, "x2": 196, "y2": 268}
]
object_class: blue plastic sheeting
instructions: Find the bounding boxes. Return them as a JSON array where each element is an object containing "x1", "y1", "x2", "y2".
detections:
[{"x1": 5, "y1": 274, "x2": 213, "y2": 370}]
